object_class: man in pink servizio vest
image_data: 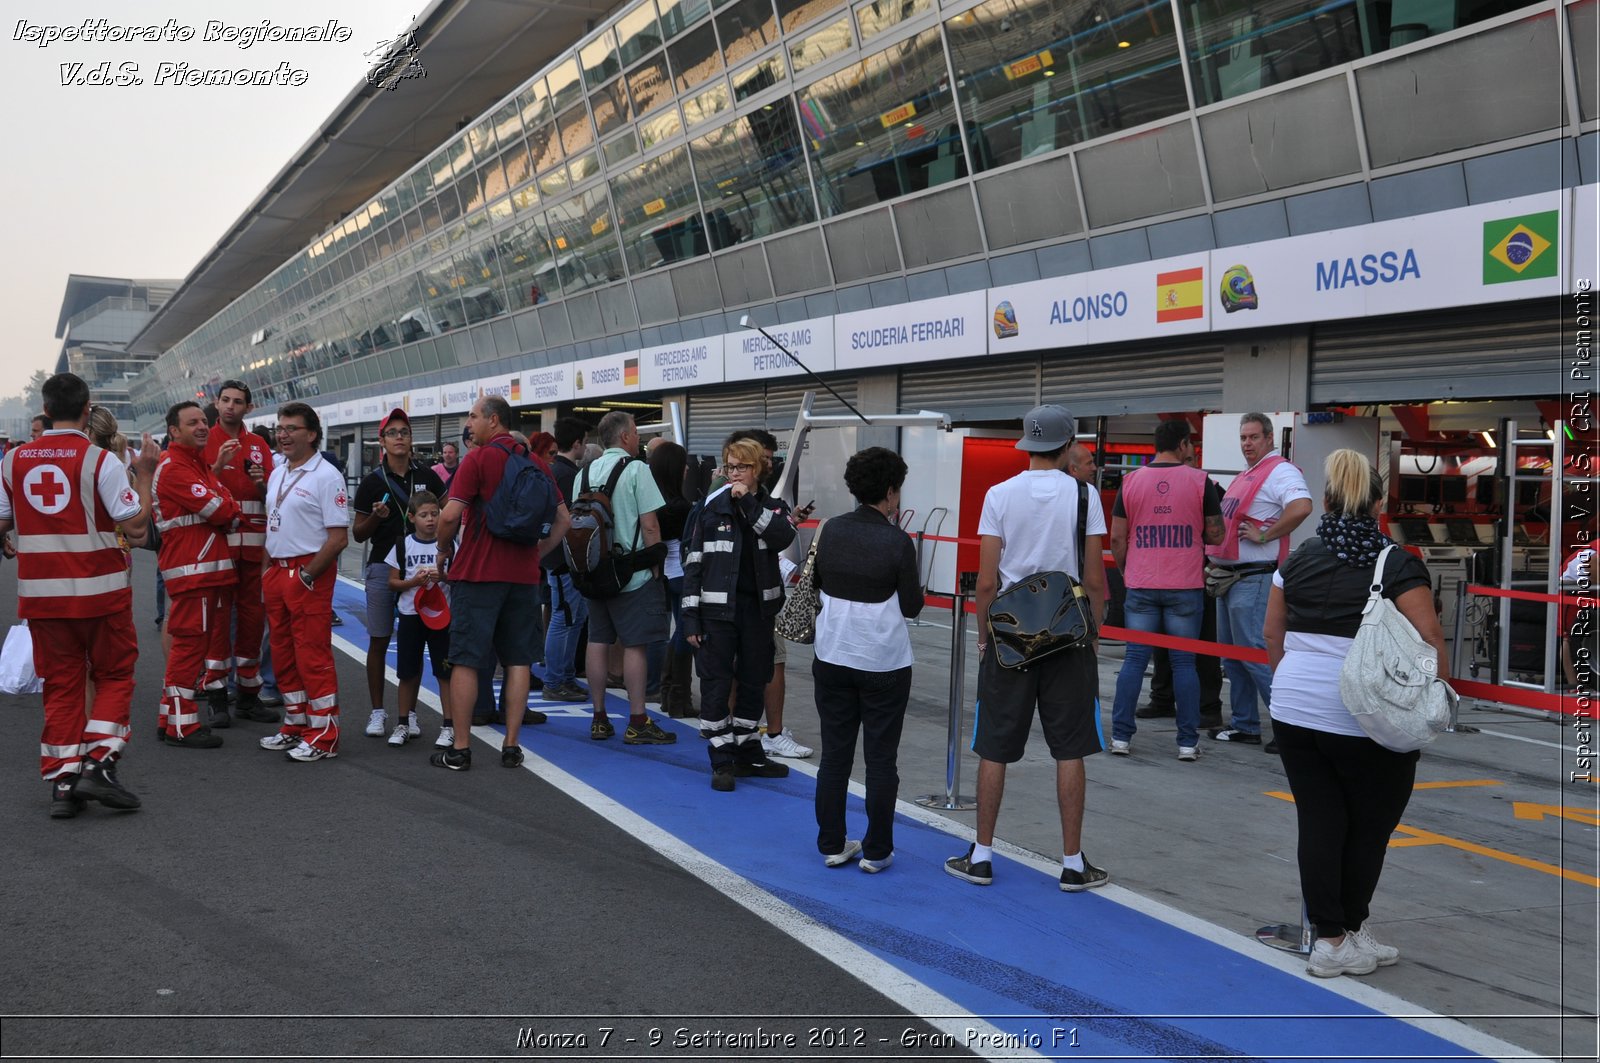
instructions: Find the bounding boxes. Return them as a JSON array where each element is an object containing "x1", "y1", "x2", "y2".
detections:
[{"x1": 1207, "y1": 413, "x2": 1312, "y2": 752}]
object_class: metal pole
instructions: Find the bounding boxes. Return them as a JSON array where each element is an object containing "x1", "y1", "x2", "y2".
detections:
[
  {"x1": 1446, "y1": 578, "x2": 1478, "y2": 734},
  {"x1": 909, "y1": 531, "x2": 927, "y2": 627},
  {"x1": 918, "y1": 571, "x2": 976, "y2": 811}
]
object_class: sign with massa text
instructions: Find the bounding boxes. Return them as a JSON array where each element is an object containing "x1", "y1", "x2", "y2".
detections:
[
  {"x1": 639, "y1": 336, "x2": 725, "y2": 391},
  {"x1": 832, "y1": 290, "x2": 986, "y2": 371},
  {"x1": 722, "y1": 317, "x2": 835, "y2": 382}
]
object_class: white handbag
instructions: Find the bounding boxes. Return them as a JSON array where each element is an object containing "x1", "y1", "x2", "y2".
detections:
[
  {"x1": 1339, "y1": 544, "x2": 1455, "y2": 752},
  {"x1": 0, "y1": 621, "x2": 43, "y2": 695}
]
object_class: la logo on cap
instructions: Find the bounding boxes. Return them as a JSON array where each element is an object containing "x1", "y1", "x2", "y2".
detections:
[{"x1": 1030, "y1": 419, "x2": 1044, "y2": 438}]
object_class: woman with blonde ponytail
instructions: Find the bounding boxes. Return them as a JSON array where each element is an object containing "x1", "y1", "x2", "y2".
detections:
[{"x1": 1263, "y1": 448, "x2": 1447, "y2": 979}]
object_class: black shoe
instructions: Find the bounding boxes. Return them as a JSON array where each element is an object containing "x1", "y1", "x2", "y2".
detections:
[
  {"x1": 522, "y1": 709, "x2": 547, "y2": 725},
  {"x1": 472, "y1": 713, "x2": 493, "y2": 726},
  {"x1": 733, "y1": 759, "x2": 788, "y2": 778},
  {"x1": 430, "y1": 747, "x2": 471, "y2": 771},
  {"x1": 1264, "y1": 739, "x2": 1280, "y2": 755},
  {"x1": 501, "y1": 745, "x2": 524, "y2": 768},
  {"x1": 711, "y1": 768, "x2": 735, "y2": 791},
  {"x1": 1059, "y1": 856, "x2": 1110, "y2": 892},
  {"x1": 944, "y1": 844, "x2": 993, "y2": 885},
  {"x1": 166, "y1": 728, "x2": 224, "y2": 749},
  {"x1": 50, "y1": 778, "x2": 85, "y2": 819},
  {"x1": 206, "y1": 690, "x2": 232, "y2": 730},
  {"x1": 528, "y1": 674, "x2": 544, "y2": 692},
  {"x1": 544, "y1": 681, "x2": 588, "y2": 703},
  {"x1": 233, "y1": 694, "x2": 280, "y2": 723},
  {"x1": 1208, "y1": 727, "x2": 1261, "y2": 744},
  {"x1": 75, "y1": 759, "x2": 141, "y2": 810},
  {"x1": 1135, "y1": 703, "x2": 1175, "y2": 719},
  {"x1": 1198, "y1": 710, "x2": 1224, "y2": 730}
]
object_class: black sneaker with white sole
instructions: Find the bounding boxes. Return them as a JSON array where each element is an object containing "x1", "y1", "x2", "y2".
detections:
[
  {"x1": 944, "y1": 844, "x2": 993, "y2": 885},
  {"x1": 732, "y1": 759, "x2": 788, "y2": 778},
  {"x1": 430, "y1": 747, "x2": 472, "y2": 771},
  {"x1": 1059, "y1": 857, "x2": 1109, "y2": 892},
  {"x1": 1208, "y1": 727, "x2": 1261, "y2": 744},
  {"x1": 74, "y1": 759, "x2": 141, "y2": 810}
]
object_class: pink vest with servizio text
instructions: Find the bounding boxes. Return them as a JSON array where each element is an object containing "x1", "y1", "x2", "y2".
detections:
[
  {"x1": 1207, "y1": 454, "x2": 1290, "y2": 564},
  {"x1": 1121, "y1": 463, "x2": 1210, "y2": 590}
]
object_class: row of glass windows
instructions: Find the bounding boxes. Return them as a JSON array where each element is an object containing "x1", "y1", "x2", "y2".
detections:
[{"x1": 135, "y1": 0, "x2": 1537, "y2": 420}]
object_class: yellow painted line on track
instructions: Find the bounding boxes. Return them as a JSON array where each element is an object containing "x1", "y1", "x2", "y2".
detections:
[
  {"x1": 1411, "y1": 779, "x2": 1504, "y2": 790},
  {"x1": 1263, "y1": 792, "x2": 1600, "y2": 888}
]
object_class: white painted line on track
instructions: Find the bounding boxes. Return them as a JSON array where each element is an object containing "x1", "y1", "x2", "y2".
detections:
[
  {"x1": 330, "y1": 575, "x2": 1546, "y2": 1062},
  {"x1": 1472, "y1": 728, "x2": 1570, "y2": 751}
]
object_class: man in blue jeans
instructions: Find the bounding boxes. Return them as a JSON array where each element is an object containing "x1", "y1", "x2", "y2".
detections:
[
  {"x1": 1207, "y1": 413, "x2": 1312, "y2": 753},
  {"x1": 1108, "y1": 421, "x2": 1223, "y2": 760},
  {"x1": 541, "y1": 418, "x2": 590, "y2": 702}
]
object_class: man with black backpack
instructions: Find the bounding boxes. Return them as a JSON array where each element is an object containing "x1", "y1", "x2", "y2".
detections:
[
  {"x1": 432, "y1": 396, "x2": 569, "y2": 771},
  {"x1": 565, "y1": 411, "x2": 675, "y2": 747}
]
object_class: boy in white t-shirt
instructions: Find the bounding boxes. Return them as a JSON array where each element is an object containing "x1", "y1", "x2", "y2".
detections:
[{"x1": 385, "y1": 491, "x2": 454, "y2": 747}]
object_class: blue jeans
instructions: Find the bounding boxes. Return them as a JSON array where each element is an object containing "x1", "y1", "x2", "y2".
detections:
[
  {"x1": 1216, "y1": 570, "x2": 1274, "y2": 734},
  {"x1": 646, "y1": 575, "x2": 684, "y2": 692},
  {"x1": 1112, "y1": 587, "x2": 1205, "y2": 746},
  {"x1": 543, "y1": 571, "x2": 588, "y2": 686}
]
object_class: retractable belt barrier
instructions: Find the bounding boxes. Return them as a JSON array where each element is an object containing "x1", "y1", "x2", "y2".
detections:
[{"x1": 1466, "y1": 583, "x2": 1590, "y2": 605}]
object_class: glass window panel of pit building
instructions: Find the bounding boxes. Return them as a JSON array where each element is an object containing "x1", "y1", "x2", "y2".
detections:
[
  {"x1": 944, "y1": 0, "x2": 1188, "y2": 172},
  {"x1": 798, "y1": 24, "x2": 963, "y2": 216},
  {"x1": 612, "y1": 145, "x2": 705, "y2": 272},
  {"x1": 690, "y1": 98, "x2": 816, "y2": 248}
]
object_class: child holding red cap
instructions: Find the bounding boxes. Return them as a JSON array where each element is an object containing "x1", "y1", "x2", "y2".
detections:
[{"x1": 386, "y1": 490, "x2": 455, "y2": 748}]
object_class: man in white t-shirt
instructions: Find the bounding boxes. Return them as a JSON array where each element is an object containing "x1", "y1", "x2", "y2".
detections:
[
  {"x1": 1207, "y1": 413, "x2": 1312, "y2": 752},
  {"x1": 257, "y1": 402, "x2": 351, "y2": 763},
  {"x1": 945, "y1": 404, "x2": 1110, "y2": 893}
]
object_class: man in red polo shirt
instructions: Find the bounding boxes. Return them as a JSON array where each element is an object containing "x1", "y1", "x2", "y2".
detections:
[
  {"x1": 432, "y1": 395, "x2": 569, "y2": 771},
  {"x1": 202, "y1": 379, "x2": 275, "y2": 725}
]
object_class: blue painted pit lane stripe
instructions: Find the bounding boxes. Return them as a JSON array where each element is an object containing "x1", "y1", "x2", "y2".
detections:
[{"x1": 329, "y1": 578, "x2": 1536, "y2": 1062}]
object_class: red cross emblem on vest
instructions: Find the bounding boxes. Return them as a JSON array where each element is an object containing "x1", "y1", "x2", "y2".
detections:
[{"x1": 23, "y1": 466, "x2": 72, "y2": 515}]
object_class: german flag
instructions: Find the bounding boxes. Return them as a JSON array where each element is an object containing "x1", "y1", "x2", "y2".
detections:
[
  {"x1": 624, "y1": 357, "x2": 639, "y2": 386},
  {"x1": 510, "y1": 377, "x2": 521, "y2": 403},
  {"x1": 1155, "y1": 267, "x2": 1205, "y2": 323}
]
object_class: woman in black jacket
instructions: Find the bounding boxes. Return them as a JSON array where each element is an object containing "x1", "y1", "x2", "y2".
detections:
[
  {"x1": 812, "y1": 447, "x2": 924, "y2": 872},
  {"x1": 681, "y1": 437, "x2": 795, "y2": 791},
  {"x1": 1265, "y1": 448, "x2": 1447, "y2": 978}
]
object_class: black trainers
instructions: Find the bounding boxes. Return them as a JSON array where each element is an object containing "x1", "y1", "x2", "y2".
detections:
[
  {"x1": 1198, "y1": 710, "x2": 1224, "y2": 730},
  {"x1": 733, "y1": 759, "x2": 788, "y2": 778},
  {"x1": 944, "y1": 844, "x2": 993, "y2": 885},
  {"x1": 430, "y1": 747, "x2": 472, "y2": 771},
  {"x1": 75, "y1": 759, "x2": 141, "y2": 810},
  {"x1": 234, "y1": 694, "x2": 280, "y2": 723},
  {"x1": 501, "y1": 745, "x2": 524, "y2": 768},
  {"x1": 529, "y1": 674, "x2": 544, "y2": 692},
  {"x1": 1135, "y1": 703, "x2": 1175, "y2": 719},
  {"x1": 1059, "y1": 856, "x2": 1110, "y2": 892},
  {"x1": 1263, "y1": 739, "x2": 1280, "y2": 755},
  {"x1": 165, "y1": 728, "x2": 224, "y2": 749},
  {"x1": 1208, "y1": 727, "x2": 1261, "y2": 744},
  {"x1": 624, "y1": 719, "x2": 677, "y2": 745},
  {"x1": 521, "y1": 708, "x2": 548, "y2": 725},
  {"x1": 544, "y1": 681, "x2": 588, "y2": 703},
  {"x1": 710, "y1": 768, "x2": 736, "y2": 791},
  {"x1": 50, "y1": 778, "x2": 85, "y2": 819},
  {"x1": 206, "y1": 689, "x2": 232, "y2": 729},
  {"x1": 591, "y1": 716, "x2": 615, "y2": 741}
]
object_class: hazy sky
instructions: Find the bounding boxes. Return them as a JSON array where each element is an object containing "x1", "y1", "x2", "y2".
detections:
[{"x1": 0, "y1": 1, "x2": 420, "y2": 397}]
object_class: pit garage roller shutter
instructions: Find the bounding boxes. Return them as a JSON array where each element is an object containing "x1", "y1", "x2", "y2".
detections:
[
  {"x1": 439, "y1": 415, "x2": 467, "y2": 448},
  {"x1": 688, "y1": 384, "x2": 765, "y2": 455},
  {"x1": 1039, "y1": 341, "x2": 1225, "y2": 415},
  {"x1": 764, "y1": 378, "x2": 860, "y2": 447},
  {"x1": 1310, "y1": 299, "x2": 1561, "y2": 403},
  {"x1": 898, "y1": 357, "x2": 1040, "y2": 423}
]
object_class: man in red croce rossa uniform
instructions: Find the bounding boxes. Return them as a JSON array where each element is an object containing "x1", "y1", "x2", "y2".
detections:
[{"x1": 0, "y1": 373, "x2": 159, "y2": 818}]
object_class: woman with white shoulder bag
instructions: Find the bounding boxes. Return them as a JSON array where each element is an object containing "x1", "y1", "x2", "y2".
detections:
[{"x1": 1264, "y1": 448, "x2": 1449, "y2": 979}]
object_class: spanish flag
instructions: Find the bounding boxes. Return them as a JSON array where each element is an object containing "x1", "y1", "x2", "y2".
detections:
[
  {"x1": 624, "y1": 357, "x2": 639, "y2": 386},
  {"x1": 1155, "y1": 267, "x2": 1204, "y2": 323}
]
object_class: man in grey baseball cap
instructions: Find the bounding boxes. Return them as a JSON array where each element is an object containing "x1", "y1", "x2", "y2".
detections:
[{"x1": 945, "y1": 401, "x2": 1110, "y2": 893}]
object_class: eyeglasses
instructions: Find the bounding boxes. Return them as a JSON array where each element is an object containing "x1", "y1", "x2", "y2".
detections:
[
  {"x1": 722, "y1": 462, "x2": 754, "y2": 475},
  {"x1": 274, "y1": 425, "x2": 309, "y2": 436},
  {"x1": 382, "y1": 428, "x2": 411, "y2": 439}
]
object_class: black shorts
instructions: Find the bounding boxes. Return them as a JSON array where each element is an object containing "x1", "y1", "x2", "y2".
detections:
[
  {"x1": 396, "y1": 613, "x2": 451, "y2": 682},
  {"x1": 448, "y1": 580, "x2": 539, "y2": 671},
  {"x1": 972, "y1": 643, "x2": 1103, "y2": 763}
]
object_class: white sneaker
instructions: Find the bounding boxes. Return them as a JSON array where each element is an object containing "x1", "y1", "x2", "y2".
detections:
[
  {"x1": 1348, "y1": 926, "x2": 1400, "y2": 966},
  {"x1": 1307, "y1": 935, "x2": 1378, "y2": 978},
  {"x1": 824, "y1": 840, "x2": 863, "y2": 867},
  {"x1": 285, "y1": 741, "x2": 338, "y2": 762},
  {"x1": 364, "y1": 709, "x2": 387, "y2": 737},
  {"x1": 1177, "y1": 745, "x2": 1199, "y2": 761},
  {"x1": 763, "y1": 728, "x2": 813, "y2": 759},
  {"x1": 259, "y1": 732, "x2": 298, "y2": 751},
  {"x1": 387, "y1": 723, "x2": 409, "y2": 747},
  {"x1": 1109, "y1": 739, "x2": 1131, "y2": 755},
  {"x1": 406, "y1": 712, "x2": 422, "y2": 737},
  {"x1": 435, "y1": 726, "x2": 454, "y2": 749},
  {"x1": 859, "y1": 852, "x2": 894, "y2": 874}
]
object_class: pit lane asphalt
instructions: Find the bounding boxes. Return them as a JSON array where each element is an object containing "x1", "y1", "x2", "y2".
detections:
[{"x1": 0, "y1": 558, "x2": 964, "y2": 1061}]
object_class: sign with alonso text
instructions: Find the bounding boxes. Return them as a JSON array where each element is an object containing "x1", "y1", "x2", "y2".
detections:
[
  {"x1": 723, "y1": 317, "x2": 836, "y2": 383},
  {"x1": 986, "y1": 253, "x2": 1211, "y2": 354},
  {"x1": 833, "y1": 290, "x2": 987, "y2": 371},
  {"x1": 639, "y1": 336, "x2": 725, "y2": 391}
]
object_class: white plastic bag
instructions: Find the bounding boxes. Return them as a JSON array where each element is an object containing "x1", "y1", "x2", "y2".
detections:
[{"x1": 0, "y1": 621, "x2": 43, "y2": 695}]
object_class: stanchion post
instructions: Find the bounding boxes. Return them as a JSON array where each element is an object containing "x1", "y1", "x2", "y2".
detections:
[
  {"x1": 1446, "y1": 580, "x2": 1478, "y2": 735},
  {"x1": 917, "y1": 571, "x2": 977, "y2": 811},
  {"x1": 909, "y1": 531, "x2": 927, "y2": 627},
  {"x1": 1256, "y1": 902, "x2": 1314, "y2": 956}
]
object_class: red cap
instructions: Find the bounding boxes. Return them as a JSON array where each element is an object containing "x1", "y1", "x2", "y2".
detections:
[
  {"x1": 416, "y1": 583, "x2": 451, "y2": 631},
  {"x1": 378, "y1": 408, "x2": 410, "y2": 435}
]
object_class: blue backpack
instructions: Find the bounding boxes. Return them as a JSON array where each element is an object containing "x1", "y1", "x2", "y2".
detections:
[{"x1": 483, "y1": 440, "x2": 558, "y2": 545}]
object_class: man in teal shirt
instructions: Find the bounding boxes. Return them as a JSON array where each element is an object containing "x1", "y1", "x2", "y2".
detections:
[{"x1": 583, "y1": 411, "x2": 676, "y2": 746}]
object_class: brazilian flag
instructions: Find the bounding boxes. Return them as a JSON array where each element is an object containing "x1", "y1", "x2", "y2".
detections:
[{"x1": 1483, "y1": 211, "x2": 1559, "y2": 284}]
